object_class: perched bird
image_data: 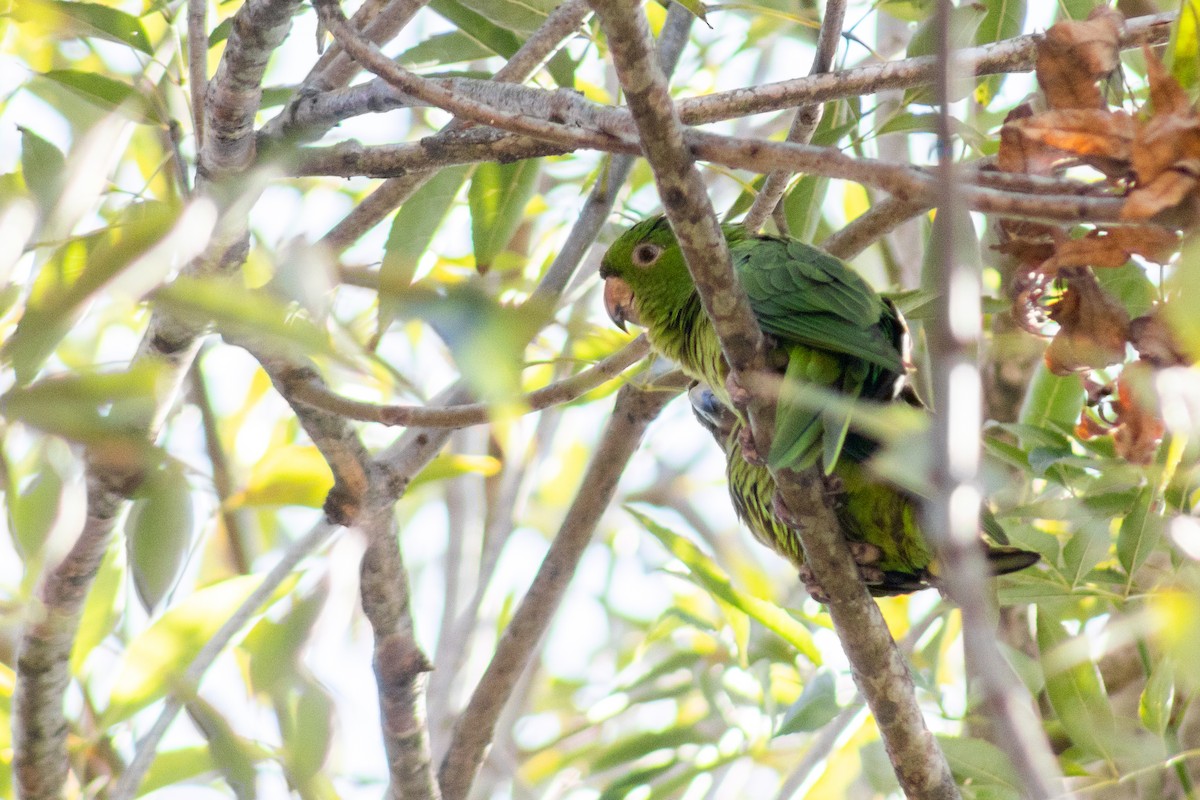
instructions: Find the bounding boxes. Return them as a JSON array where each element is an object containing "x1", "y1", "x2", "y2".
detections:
[
  {"x1": 688, "y1": 384, "x2": 1040, "y2": 598},
  {"x1": 600, "y1": 215, "x2": 910, "y2": 472}
]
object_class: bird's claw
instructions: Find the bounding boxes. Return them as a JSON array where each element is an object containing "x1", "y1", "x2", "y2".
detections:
[
  {"x1": 771, "y1": 491, "x2": 802, "y2": 529},
  {"x1": 725, "y1": 372, "x2": 752, "y2": 413},
  {"x1": 797, "y1": 542, "x2": 887, "y2": 603},
  {"x1": 738, "y1": 424, "x2": 766, "y2": 467}
]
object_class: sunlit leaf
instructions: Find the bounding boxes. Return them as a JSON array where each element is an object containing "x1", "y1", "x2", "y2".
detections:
[
  {"x1": 409, "y1": 453, "x2": 502, "y2": 489},
  {"x1": 628, "y1": 508, "x2": 821, "y2": 664},
  {"x1": 378, "y1": 165, "x2": 470, "y2": 333},
  {"x1": 776, "y1": 668, "x2": 840, "y2": 735},
  {"x1": 280, "y1": 677, "x2": 334, "y2": 784},
  {"x1": 905, "y1": 3, "x2": 989, "y2": 104},
  {"x1": 18, "y1": 126, "x2": 65, "y2": 217},
  {"x1": 245, "y1": 578, "x2": 329, "y2": 693},
  {"x1": 1168, "y1": 0, "x2": 1200, "y2": 93},
  {"x1": 105, "y1": 573, "x2": 297, "y2": 724},
  {"x1": 1116, "y1": 485, "x2": 1163, "y2": 580},
  {"x1": 7, "y1": 453, "x2": 64, "y2": 561},
  {"x1": 71, "y1": 539, "x2": 126, "y2": 677},
  {"x1": 468, "y1": 159, "x2": 540, "y2": 272},
  {"x1": 11, "y1": 0, "x2": 153, "y2": 54},
  {"x1": 398, "y1": 31, "x2": 494, "y2": 68},
  {"x1": 972, "y1": 0, "x2": 1027, "y2": 106},
  {"x1": 234, "y1": 445, "x2": 335, "y2": 509},
  {"x1": 136, "y1": 747, "x2": 216, "y2": 797},
  {"x1": 1037, "y1": 608, "x2": 1117, "y2": 761},
  {"x1": 936, "y1": 735, "x2": 1021, "y2": 797},
  {"x1": 126, "y1": 462, "x2": 195, "y2": 611},
  {"x1": 1139, "y1": 660, "x2": 1174, "y2": 737},
  {"x1": 40, "y1": 70, "x2": 161, "y2": 124}
]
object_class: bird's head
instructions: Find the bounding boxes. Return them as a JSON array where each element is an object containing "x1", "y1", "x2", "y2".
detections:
[
  {"x1": 687, "y1": 382, "x2": 736, "y2": 443},
  {"x1": 598, "y1": 216, "x2": 696, "y2": 332}
]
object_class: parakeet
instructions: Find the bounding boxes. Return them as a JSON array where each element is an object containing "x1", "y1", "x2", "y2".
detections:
[
  {"x1": 688, "y1": 384, "x2": 1040, "y2": 597},
  {"x1": 600, "y1": 215, "x2": 908, "y2": 472}
]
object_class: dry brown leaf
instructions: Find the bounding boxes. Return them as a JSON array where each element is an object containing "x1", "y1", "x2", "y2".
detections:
[
  {"x1": 999, "y1": 110, "x2": 1135, "y2": 177},
  {"x1": 1131, "y1": 115, "x2": 1200, "y2": 184},
  {"x1": 1041, "y1": 233, "x2": 1134, "y2": 273},
  {"x1": 1036, "y1": 9, "x2": 1123, "y2": 111},
  {"x1": 1112, "y1": 367, "x2": 1165, "y2": 464},
  {"x1": 1101, "y1": 226, "x2": 1180, "y2": 264},
  {"x1": 1122, "y1": 169, "x2": 1200, "y2": 220},
  {"x1": 1145, "y1": 45, "x2": 1191, "y2": 116},
  {"x1": 1043, "y1": 268, "x2": 1131, "y2": 375},
  {"x1": 1130, "y1": 311, "x2": 1191, "y2": 367}
]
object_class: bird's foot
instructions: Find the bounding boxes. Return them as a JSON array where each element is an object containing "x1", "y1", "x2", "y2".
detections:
[
  {"x1": 771, "y1": 491, "x2": 802, "y2": 529},
  {"x1": 725, "y1": 371, "x2": 752, "y2": 412},
  {"x1": 798, "y1": 542, "x2": 887, "y2": 603},
  {"x1": 821, "y1": 473, "x2": 844, "y2": 498},
  {"x1": 738, "y1": 424, "x2": 767, "y2": 467}
]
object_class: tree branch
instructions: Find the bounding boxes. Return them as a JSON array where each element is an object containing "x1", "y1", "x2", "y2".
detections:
[
  {"x1": 435, "y1": 373, "x2": 684, "y2": 800},
  {"x1": 742, "y1": 0, "x2": 846, "y2": 231},
  {"x1": 590, "y1": 0, "x2": 961, "y2": 796},
  {"x1": 820, "y1": 195, "x2": 932, "y2": 261}
]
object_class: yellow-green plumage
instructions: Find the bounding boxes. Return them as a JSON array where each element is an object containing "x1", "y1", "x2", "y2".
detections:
[{"x1": 689, "y1": 385, "x2": 1039, "y2": 595}]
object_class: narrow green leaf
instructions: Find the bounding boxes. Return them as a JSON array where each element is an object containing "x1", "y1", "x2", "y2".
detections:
[
  {"x1": 1093, "y1": 261, "x2": 1157, "y2": 319},
  {"x1": 1139, "y1": 660, "x2": 1174, "y2": 737},
  {"x1": 628, "y1": 509, "x2": 821, "y2": 664},
  {"x1": 104, "y1": 573, "x2": 297, "y2": 724},
  {"x1": 1017, "y1": 364, "x2": 1085, "y2": 435},
  {"x1": 590, "y1": 725, "x2": 707, "y2": 772},
  {"x1": 972, "y1": 0, "x2": 1027, "y2": 106},
  {"x1": 1037, "y1": 609, "x2": 1117, "y2": 762},
  {"x1": 281, "y1": 678, "x2": 334, "y2": 784},
  {"x1": 40, "y1": 70, "x2": 160, "y2": 124},
  {"x1": 468, "y1": 159, "x2": 540, "y2": 272},
  {"x1": 1168, "y1": 0, "x2": 1200, "y2": 93},
  {"x1": 1061, "y1": 518, "x2": 1110, "y2": 589},
  {"x1": 429, "y1": 0, "x2": 522, "y2": 58},
  {"x1": 3, "y1": 201, "x2": 178, "y2": 382},
  {"x1": 1117, "y1": 485, "x2": 1164, "y2": 579},
  {"x1": 776, "y1": 669, "x2": 840, "y2": 735},
  {"x1": 245, "y1": 579, "x2": 329, "y2": 694},
  {"x1": 936, "y1": 735, "x2": 1021, "y2": 793},
  {"x1": 378, "y1": 165, "x2": 470, "y2": 333},
  {"x1": 18, "y1": 126, "x2": 66, "y2": 216},
  {"x1": 136, "y1": 747, "x2": 216, "y2": 797},
  {"x1": 8, "y1": 458, "x2": 64, "y2": 561},
  {"x1": 126, "y1": 462, "x2": 195, "y2": 611},
  {"x1": 71, "y1": 538, "x2": 126, "y2": 676},
  {"x1": 12, "y1": 0, "x2": 153, "y2": 54},
  {"x1": 905, "y1": 3, "x2": 988, "y2": 104},
  {"x1": 455, "y1": 0, "x2": 557, "y2": 35},
  {"x1": 187, "y1": 696, "x2": 262, "y2": 795},
  {"x1": 397, "y1": 31, "x2": 494, "y2": 68}
]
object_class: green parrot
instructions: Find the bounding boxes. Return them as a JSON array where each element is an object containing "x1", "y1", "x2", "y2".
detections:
[
  {"x1": 600, "y1": 215, "x2": 909, "y2": 472},
  {"x1": 688, "y1": 384, "x2": 1040, "y2": 598}
]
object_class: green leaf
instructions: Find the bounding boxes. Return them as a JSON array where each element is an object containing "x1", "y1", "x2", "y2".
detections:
[
  {"x1": 879, "y1": 0, "x2": 935, "y2": 23},
  {"x1": 18, "y1": 126, "x2": 66, "y2": 216},
  {"x1": 245, "y1": 579, "x2": 329, "y2": 694},
  {"x1": 71, "y1": 538, "x2": 126, "y2": 676},
  {"x1": 1139, "y1": 660, "x2": 1174, "y2": 737},
  {"x1": 1168, "y1": 0, "x2": 1200, "y2": 94},
  {"x1": 152, "y1": 276, "x2": 333, "y2": 361},
  {"x1": 126, "y1": 462, "x2": 195, "y2": 611},
  {"x1": 1062, "y1": 518, "x2": 1110, "y2": 589},
  {"x1": 7, "y1": 456, "x2": 64, "y2": 561},
  {"x1": 936, "y1": 735, "x2": 1021, "y2": 795},
  {"x1": 1037, "y1": 608, "x2": 1117, "y2": 762},
  {"x1": 39, "y1": 70, "x2": 160, "y2": 125},
  {"x1": 628, "y1": 508, "x2": 821, "y2": 664},
  {"x1": 0, "y1": 364, "x2": 167, "y2": 448},
  {"x1": 234, "y1": 446, "x2": 334, "y2": 509},
  {"x1": 408, "y1": 453, "x2": 502, "y2": 489},
  {"x1": 454, "y1": 0, "x2": 558, "y2": 35},
  {"x1": 398, "y1": 31, "x2": 495, "y2": 68},
  {"x1": 281, "y1": 677, "x2": 334, "y2": 784},
  {"x1": 972, "y1": 0, "x2": 1027, "y2": 106},
  {"x1": 468, "y1": 159, "x2": 539, "y2": 272},
  {"x1": 137, "y1": 747, "x2": 216, "y2": 797},
  {"x1": 1093, "y1": 261, "x2": 1157, "y2": 320},
  {"x1": 776, "y1": 669, "x2": 840, "y2": 735},
  {"x1": 590, "y1": 725, "x2": 707, "y2": 772},
  {"x1": 429, "y1": 0, "x2": 522, "y2": 57},
  {"x1": 3, "y1": 200, "x2": 178, "y2": 383},
  {"x1": 1018, "y1": 364, "x2": 1084, "y2": 436},
  {"x1": 187, "y1": 696, "x2": 263, "y2": 795},
  {"x1": 378, "y1": 165, "x2": 471, "y2": 333},
  {"x1": 104, "y1": 573, "x2": 297, "y2": 724},
  {"x1": 12, "y1": 0, "x2": 153, "y2": 54},
  {"x1": 905, "y1": 3, "x2": 989, "y2": 105},
  {"x1": 1117, "y1": 485, "x2": 1164, "y2": 580}
]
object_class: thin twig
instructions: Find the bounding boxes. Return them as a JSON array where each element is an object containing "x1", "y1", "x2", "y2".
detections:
[
  {"x1": 187, "y1": 0, "x2": 207, "y2": 148},
  {"x1": 285, "y1": 336, "x2": 650, "y2": 428},
  {"x1": 820, "y1": 195, "x2": 932, "y2": 261},
  {"x1": 435, "y1": 374, "x2": 683, "y2": 800},
  {"x1": 742, "y1": 0, "x2": 846, "y2": 231},
  {"x1": 108, "y1": 522, "x2": 337, "y2": 800}
]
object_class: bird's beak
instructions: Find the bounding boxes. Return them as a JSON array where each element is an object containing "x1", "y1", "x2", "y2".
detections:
[{"x1": 603, "y1": 276, "x2": 638, "y2": 332}]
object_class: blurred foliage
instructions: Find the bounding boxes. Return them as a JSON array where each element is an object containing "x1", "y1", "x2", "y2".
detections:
[{"x1": 2, "y1": 0, "x2": 1200, "y2": 798}]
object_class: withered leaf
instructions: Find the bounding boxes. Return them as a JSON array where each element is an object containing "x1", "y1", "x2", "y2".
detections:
[
  {"x1": 1145, "y1": 44, "x2": 1191, "y2": 117},
  {"x1": 1042, "y1": 226, "x2": 1181, "y2": 272},
  {"x1": 1130, "y1": 311, "x2": 1191, "y2": 368},
  {"x1": 1044, "y1": 268, "x2": 1131, "y2": 375},
  {"x1": 999, "y1": 110, "x2": 1135, "y2": 177},
  {"x1": 1130, "y1": 115, "x2": 1200, "y2": 185},
  {"x1": 1036, "y1": 9, "x2": 1123, "y2": 111},
  {"x1": 1122, "y1": 169, "x2": 1200, "y2": 221},
  {"x1": 1112, "y1": 366, "x2": 1164, "y2": 464}
]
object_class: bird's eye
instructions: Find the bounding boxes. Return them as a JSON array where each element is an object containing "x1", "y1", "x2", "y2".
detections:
[{"x1": 631, "y1": 243, "x2": 663, "y2": 268}]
